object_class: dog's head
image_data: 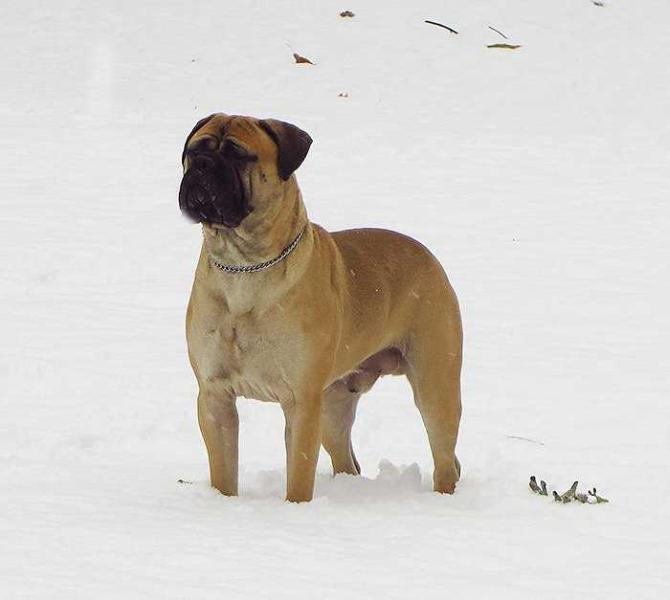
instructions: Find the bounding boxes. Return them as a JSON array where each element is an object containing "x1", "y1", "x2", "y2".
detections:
[{"x1": 178, "y1": 114, "x2": 312, "y2": 229}]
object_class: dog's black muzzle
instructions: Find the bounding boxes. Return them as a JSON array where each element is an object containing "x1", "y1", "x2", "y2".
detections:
[{"x1": 179, "y1": 151, "x2": 251, "y2": 228}]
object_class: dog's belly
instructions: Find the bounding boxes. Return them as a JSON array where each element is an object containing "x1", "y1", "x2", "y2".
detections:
[{"x1": 328, "y1": 347, "x2": 405, "y2": 396}]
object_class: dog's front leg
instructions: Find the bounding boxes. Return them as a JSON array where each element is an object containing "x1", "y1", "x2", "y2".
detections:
[
  {"x1": 282, "y1": 392, "x2": 322, "y2": 503},
  {"x1": 198, "y1": 390, "x2": 239, "y2": 496}
]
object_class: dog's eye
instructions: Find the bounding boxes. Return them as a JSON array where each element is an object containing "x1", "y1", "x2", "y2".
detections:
[
  {"x1": 187, "y1": 137, "x2": 218, "y2": 157},
  {"x1": 223, "y1": 141, "x2": 256, "y2": 161}
]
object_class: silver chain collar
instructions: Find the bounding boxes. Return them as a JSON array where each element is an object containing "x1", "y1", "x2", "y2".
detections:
[{"x1": 207, "y1": 226, "x2": 306, "y2": 274}]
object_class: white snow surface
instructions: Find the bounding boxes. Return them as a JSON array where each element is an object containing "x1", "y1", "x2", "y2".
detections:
[{"x1": 2, "y1": 0, "x2": 669, "y2": 597}]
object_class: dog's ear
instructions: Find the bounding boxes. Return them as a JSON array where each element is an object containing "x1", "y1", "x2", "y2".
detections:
[
  {"x1": 181, "y1": 114, "x2": 217, "y2": 165},
  {"x1": 258, "y1": 119, "x2": 312, "y2": 180}
]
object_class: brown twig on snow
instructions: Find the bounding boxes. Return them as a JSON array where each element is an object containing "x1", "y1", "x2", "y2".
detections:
[
  {"x1": 488, "y1": 25, "x2": 509, "y2": 39},
  {"x1": 487, "y1": 43, "x2": 522, "y2": 50},
  {"x1": 425, "y1": 20, "x2": 459, "y2": 35}
]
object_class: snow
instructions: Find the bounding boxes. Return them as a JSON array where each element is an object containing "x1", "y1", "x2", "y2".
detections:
[{"x1": 1, "y1": 0, "x2": 669, "y2": 597}]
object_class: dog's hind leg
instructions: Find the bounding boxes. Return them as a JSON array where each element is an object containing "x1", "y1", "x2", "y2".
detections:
[
  {"x1": 321, "y1": 381, "x2": 361, "y2": 475},
  {"x1": 407, "y1": 361, "x2": 461, "y2": 493},
  {"x1": 404, "y1": 318, "x2": 463, "y2": 494}
]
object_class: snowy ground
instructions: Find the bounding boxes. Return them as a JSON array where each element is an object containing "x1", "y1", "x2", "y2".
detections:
[{"x1": 1, "y1": 0, "x2": 669, "y2": 597}]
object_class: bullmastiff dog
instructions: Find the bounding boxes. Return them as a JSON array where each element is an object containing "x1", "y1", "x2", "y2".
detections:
[{"x1": 179, "y1": 114, "x2": 462, "y2": 502}]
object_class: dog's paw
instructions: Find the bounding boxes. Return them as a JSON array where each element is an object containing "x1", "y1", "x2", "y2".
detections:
[{"x1": 433, "y1": 463, "x2": 459, "y2": 494}]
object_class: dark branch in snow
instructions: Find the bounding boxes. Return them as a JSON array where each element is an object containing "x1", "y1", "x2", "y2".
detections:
[
  {"x1": 425, "y1": 20, "x2": 459, "y2": 35},
  {"x1": 488, "y1": 25, "x2": 509, "y2": 39}
]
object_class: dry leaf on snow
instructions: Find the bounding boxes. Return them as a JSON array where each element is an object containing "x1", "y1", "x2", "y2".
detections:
[{"x1": 293, "y1": 52, "x2": 314, "y2": 64}]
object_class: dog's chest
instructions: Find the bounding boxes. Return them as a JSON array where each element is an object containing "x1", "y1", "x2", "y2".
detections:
[{"x1": 188, "y1": 302, "x2": 296, "y2": 402}]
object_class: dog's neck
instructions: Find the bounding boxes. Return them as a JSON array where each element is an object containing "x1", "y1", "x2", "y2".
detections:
[{"x1": 201, "y1": 178, "x2": 308, "y2": 270}]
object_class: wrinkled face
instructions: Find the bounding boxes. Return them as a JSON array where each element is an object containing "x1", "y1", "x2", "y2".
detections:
[{"x1": 178, "y1": 114, "x2": 311, "y2": 229}]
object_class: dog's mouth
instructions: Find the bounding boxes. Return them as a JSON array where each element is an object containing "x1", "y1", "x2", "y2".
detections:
[{"x1": 178, "y1": 152, "x2": 252, "y2": 228}]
